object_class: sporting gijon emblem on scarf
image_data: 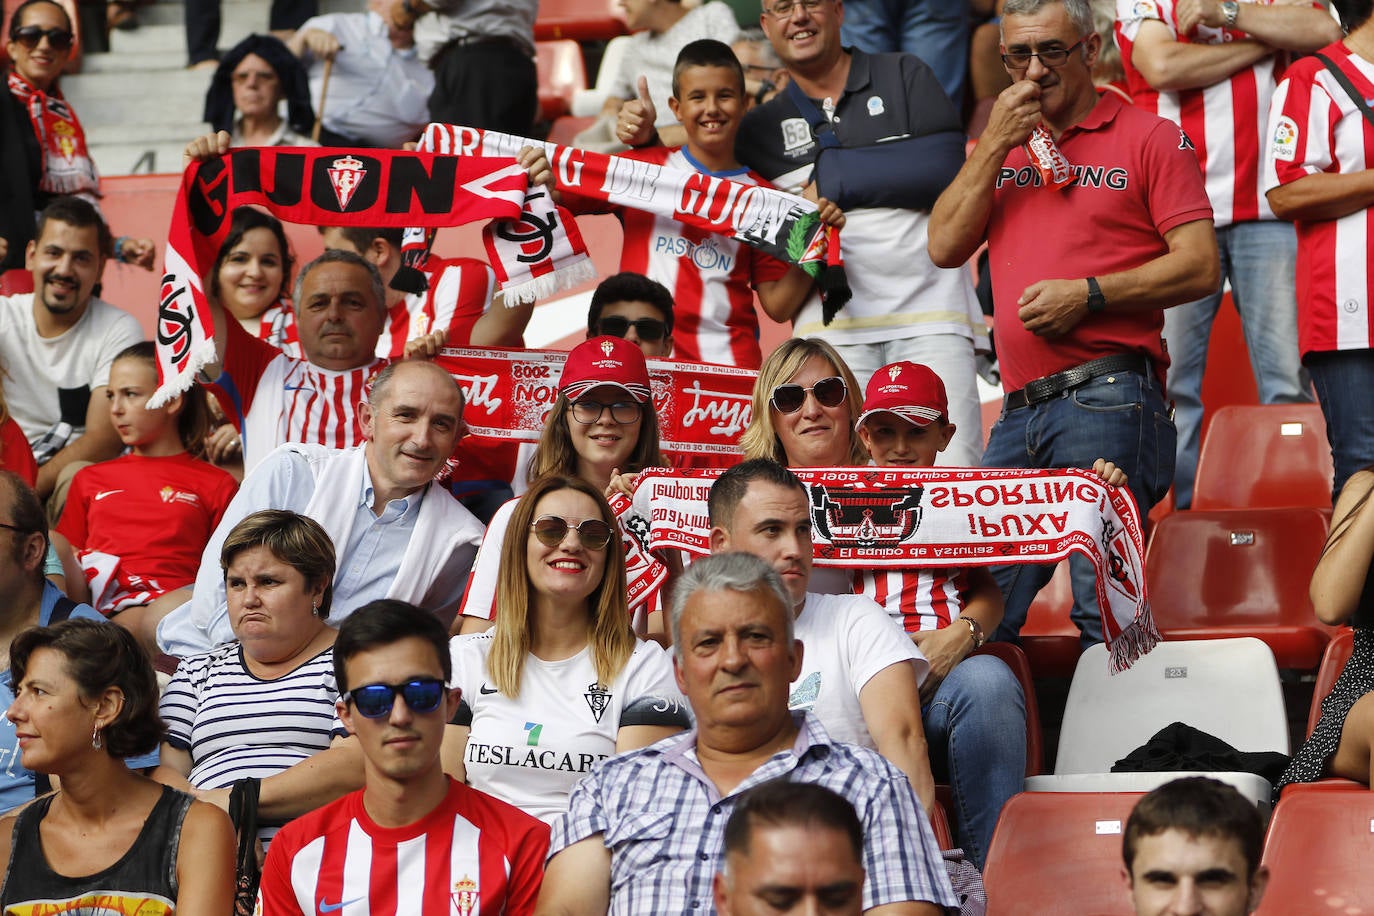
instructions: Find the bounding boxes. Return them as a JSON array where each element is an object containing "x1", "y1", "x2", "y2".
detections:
[
  {"x1": 625, "y1": 467, "x2": 1159, "y2": 673},
  {"x1": 150, "y1": 147, "x2": 528, "y2": 407},
  {"x1": 326, "y1": 154, "x2": 367, "y2": 209}
]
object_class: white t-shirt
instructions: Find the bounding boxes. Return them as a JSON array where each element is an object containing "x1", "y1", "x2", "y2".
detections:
[
  {"x1": 457, "y1": 497, "x2": 515, "y2": 622},
  {"x1": 449, "y1": 633, "x2": 688, "y2": 823},
  {"x1": 0, "y1": 294, "x2": 143, "y2": 445},
  {"x1": 789, "y1": 592, "x2": 927, "y2": 749}
]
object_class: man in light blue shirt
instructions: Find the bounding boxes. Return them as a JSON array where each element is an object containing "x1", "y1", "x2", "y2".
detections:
[{"x1": 154, "y1": 360, "x2": 484, "y2": 658}]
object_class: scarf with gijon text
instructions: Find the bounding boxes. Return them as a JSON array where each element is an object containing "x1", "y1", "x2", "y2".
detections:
[
  {"x1": 149, "y1": 146, "x2": 528, "y2": 407},
  {"x1": 627, "y1": 466, "x2": 1159, "y2": 673},
  {"x1": 396, "y1": 123, "x2": 851, "y2": 319},
  {"x1": 7, "y1": 71, "x2": 98, "y2": 198}
]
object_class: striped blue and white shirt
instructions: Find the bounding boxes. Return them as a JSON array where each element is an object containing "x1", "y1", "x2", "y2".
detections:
[{"x1": 552, "y1": 712, "x2": 959, "y2": 914}]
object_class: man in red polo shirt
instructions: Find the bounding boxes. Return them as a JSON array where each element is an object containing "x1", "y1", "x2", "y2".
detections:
[{"x1": 927, "y1": 0, "x2": 1218, "y2": 647}]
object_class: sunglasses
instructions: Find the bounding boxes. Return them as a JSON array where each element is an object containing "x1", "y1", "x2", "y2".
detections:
[
  {"x1": 770, "y1": 376, "x2": 847, "y2": 414},
  {"x1": 596, "y1": 315, "x2": 668, "y2": 342},
  {"x1": 344, "y1": 678, "x2": 446, "y2": 719},
  {"x1": 530, "y1": 514, "x2": 614, "y2": 550},
  {"x1": 570, "y1": 399, "x2": 641, "y2": 425},
  {"x1": 10, "y1": 25, "x2": 74, "y2": 50}
]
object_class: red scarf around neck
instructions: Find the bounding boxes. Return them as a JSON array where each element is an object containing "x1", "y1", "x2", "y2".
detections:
[{"x1": 7, "y1": 70, "x2": 98, "y2": 198}]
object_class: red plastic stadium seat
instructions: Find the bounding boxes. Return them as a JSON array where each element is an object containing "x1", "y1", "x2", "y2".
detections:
[
  {"x1": 1256, "y1": 790, "x2": 1374, "y2": 914},
  {"x1": 535, "y1": 40, "x2": 586, "y2": 122},
  {"x1": 546, "y1": 115, "x2": 596, "y2": 147},
  {"x1": 930, "y1": 800, "x2": 954, "y2": 851},
  {"x1": 1144, "y1": 507, "x2": 1334, "y2": 669},
  {"x1": 983, "y1": 792, "x2": 1141, "y2": 916},
  {"x1": 0, "y1": 269, "x2": 34, "y2": 297},
  {"x1": 973, "y1": 641, "x2": 1044, "y2": 777},
  {"x1": 1193, "y1": 404, "x2": 1334, "y2": 510},
  {"x1": 534, "y1": 0, "x2": 627, "y2": 42},
  {"x1": 1019, "y1": 561, "x2": 1081, "y2": 680}
]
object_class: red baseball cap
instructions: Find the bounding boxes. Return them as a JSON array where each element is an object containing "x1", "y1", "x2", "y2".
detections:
[
  {"x1": 558, "y1": 336, "x2": 652, "y2": 403},
  {"x1": 856, "y1": 361, "x2": 948, "y2": 429}
]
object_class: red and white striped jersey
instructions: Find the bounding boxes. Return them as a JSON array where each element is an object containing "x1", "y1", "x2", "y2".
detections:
[
  {"x1": 583, "y1": 146, "x2": 790, "y2": 370},
  {"x1": 378, "y1": 257, "x2": 498, "y2": 359},
  {"x1": 1266, "y1": 41, "x2": 1374, "y2": 355},
  {"x1": 258, "y1": 779, "x2": 550, "y2": 916},
  {"x1": 213, "y1": 319, "x2": 385, "y2": 473},
  {"x1": 1116, "y1": 0, "x2": 1284, "y2": 226},
  {"x1": 256, "y1": 303, "x2": 302, "y2": 358},
  {"x1": 856, "y1": 567, "x2": 970, "y2": 633}
]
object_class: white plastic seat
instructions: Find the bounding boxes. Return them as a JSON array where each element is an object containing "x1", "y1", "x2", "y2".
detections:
[
  {"x1": 571, "y1": 35, "x2": 633, "y2": 117},
  {"x1": 1023, "y1": 638, "x2": 1288, "y2": 811}
]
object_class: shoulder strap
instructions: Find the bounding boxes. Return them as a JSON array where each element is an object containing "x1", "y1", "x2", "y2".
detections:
[
  {"x1": 1315, "y1": 52, "x2": 1374, "y2": 130},
  {"x1": 784, "y1": 79, "x2": 842, "y2": 150}
]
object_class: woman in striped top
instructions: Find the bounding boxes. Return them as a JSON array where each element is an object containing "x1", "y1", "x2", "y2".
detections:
[{"x1": 154, "y1": 510, "x2": 340, "y2": 838}]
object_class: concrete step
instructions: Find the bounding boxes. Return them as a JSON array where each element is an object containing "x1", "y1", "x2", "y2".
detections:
[{"x1": 90, "y1": 141, "x2": 193, "y2": 175}]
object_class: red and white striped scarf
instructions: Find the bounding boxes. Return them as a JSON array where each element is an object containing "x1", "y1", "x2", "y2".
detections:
[
  {"x1": 151, "y1": 146, "x2": 527, "y2": 406},
  {"x1": 7, "y1": 71, "x2": 98, "y2": 198},
  {"x1": 399, "y1": 124, "x2": 848, "y2": 313}
]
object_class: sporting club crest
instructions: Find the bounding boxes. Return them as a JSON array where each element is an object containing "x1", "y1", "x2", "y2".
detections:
[{"x1": 327, "y1": 155, "x2": 367, "y2": 209}]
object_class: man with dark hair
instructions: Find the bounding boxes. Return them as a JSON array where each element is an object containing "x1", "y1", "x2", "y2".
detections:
[
  {"x1": 318, "y1": 224, "x2": 517, "y2": 358},
  {"x1": 586, "y1": 272, "x2": 676, "y2": 359},
  {"x1": 714, "y1": 780, "x2": 866, "y2": 916},
  {"x1": 1121, "y1": 777, "x2": 1268, "y2": 916},
  {"x1": 536, "y1": 551, "x2": 955, "y2": 915},
  {"x1": 153, "y1": 359, "x2": 483, "y2": 658},
  {"x1": 0, "y1": 470, "x2": 146, "y2": 812},
  {"x1": 0, "y1": 196, "x2": 144, "y2": 504},
  {"x1": 259, "y1": 599, "x2": 550, "y2": 915}
]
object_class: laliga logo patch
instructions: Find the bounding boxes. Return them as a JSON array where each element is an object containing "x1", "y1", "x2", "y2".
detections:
[
  {"x1": 867, "y1": 95, "x2": 885, "y2": 116},
  {"x1": 1130, "y1": 0, "x2": 1154, "y2": 17},
  {"x1": 452, "y1": 875, "x2": 479, "y2": 916},
  {"x1": 327, "y1": 155, "x2": 367, "y2": 209},
  {"x1": 1271, "y1": 116, "x2": 1298, "y2": 162}
]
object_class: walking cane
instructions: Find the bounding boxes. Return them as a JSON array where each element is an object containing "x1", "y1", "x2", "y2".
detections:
[{"x1": 312, "y1": 57, "x2": 334, "y2": 143}]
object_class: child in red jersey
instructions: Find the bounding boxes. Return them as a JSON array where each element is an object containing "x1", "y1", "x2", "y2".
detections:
[{"x1": 55, "y1": 342, "x2": 238, "y2": 633}]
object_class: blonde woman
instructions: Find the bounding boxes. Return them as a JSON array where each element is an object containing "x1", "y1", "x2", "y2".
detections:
[
  {"x1": 739, "y1": 337, "x2": 869, "y2": 469},
  {"x1": 448, "y1": 474, "x2": 687, "y2": 823}
]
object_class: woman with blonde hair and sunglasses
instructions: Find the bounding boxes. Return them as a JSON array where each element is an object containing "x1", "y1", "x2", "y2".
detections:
[
  {"x1": 740, "y1": 337, "x2": 869, "y2": 470},
  {"x1": 448, "y1": 474, "x2": 687, "y2": 822}
]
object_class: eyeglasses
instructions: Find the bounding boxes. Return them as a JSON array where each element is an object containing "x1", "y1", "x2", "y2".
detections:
[
  {"x1": 570, "y1": 399, "x2": 642, "y2": 425},
  {"x1": 344, "y1": 678, "x2": 445, "y2": 719},
  {"x1": 530, "y1": 515, "x2": 614, "y2": 550},
  {"x1": 1001, "y1": 39, "x2": 1085, "y2": 70},
  {"x1": 596, "y1": 316, "x2": 668, "y2": 342},
  {"x1": 770, "y1": 376, "x2": 847, "y2": 413},
  {"x1": 764, "y1": 0, "x2": 828, "y2": 18},
  {"x1": 10, "y1": 25, "x2": 74, "y2": 50}
]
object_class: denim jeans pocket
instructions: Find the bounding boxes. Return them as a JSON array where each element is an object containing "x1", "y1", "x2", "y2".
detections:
[{"x1": 1068, "y1": 374, "x2": 1146, "y2": 412}]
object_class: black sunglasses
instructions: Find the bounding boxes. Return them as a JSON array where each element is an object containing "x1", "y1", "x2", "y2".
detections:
[
  {"x1": 770, "y1": 376, "x2": 847, "y2": 413},
  {"x1": 530, "y1": 514, "x2": 614, "y2": 551},
  {"x1": 10, "y1": 25, "x2": 74, "y2": 50},
  {"x1": 596, "y1": 315, "x2": 668, "y2": 342},
  {"x1": 344, "y1": 678, "x2": 445, "y2": 719}
]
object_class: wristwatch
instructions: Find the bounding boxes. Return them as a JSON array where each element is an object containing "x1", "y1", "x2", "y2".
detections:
[
  {"x1": 1086, "y1": 276, "x2": 1108, "y2": 314},
  {"x1": 956, "y1": 615, "x2": 986, "y2": 650},
  {"x1": 1221, "y1": 0, "x2": 1240, "y2": 28}
]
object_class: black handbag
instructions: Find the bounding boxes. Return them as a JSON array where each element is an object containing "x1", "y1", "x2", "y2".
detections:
[{"x1": 227, "y1": 777, "x2": 262, "y2": 916}]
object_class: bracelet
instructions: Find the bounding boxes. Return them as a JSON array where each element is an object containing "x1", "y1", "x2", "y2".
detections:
[
  {"x1": 632, "y1": 128, "x2": 661, "y2": 150},
  {"x1": 956, "y1": 615, "x2": 986, "y2": 650}
]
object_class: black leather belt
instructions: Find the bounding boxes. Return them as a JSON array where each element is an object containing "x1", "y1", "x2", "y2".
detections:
[{"x1": 1004, "y1": 354, "x2": 1153, "y2": 411}]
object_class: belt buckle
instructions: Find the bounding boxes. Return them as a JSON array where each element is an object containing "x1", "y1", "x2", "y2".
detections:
[{"x1": 1022, "y1": 375, "x2": 1058, "y2": 405}]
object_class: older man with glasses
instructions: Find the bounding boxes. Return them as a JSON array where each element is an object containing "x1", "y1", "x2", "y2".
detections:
[{"x1": 927, "y1": 0, "x2": 1219, "y2": 648}]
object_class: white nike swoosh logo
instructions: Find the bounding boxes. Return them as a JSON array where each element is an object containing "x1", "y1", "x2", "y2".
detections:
[{"x1": 94, "y1": 490, "x2": 123, "y2": 500}]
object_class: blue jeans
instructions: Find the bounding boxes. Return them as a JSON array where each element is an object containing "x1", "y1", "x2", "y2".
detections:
[
  {"x1": 981, "y1": 370, "x2": 1176, "y2": 646},
  {"x1": 840, "y1": 0, "x2": 969, "y2": 106},
  {"x1": 922, "y1": 654, "x2": 1026, "y2": 869},
  {"x1": 1306, "y1": 349, "x2": 1374, "y2": 499},
  {"x1": 1163, "y1": 220, "x2": 1310, "y2": 508}
]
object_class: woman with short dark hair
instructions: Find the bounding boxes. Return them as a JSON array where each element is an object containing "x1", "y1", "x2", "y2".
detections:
[{"x1": 0, "y1": 618, "x2": 235, "y2": 911}]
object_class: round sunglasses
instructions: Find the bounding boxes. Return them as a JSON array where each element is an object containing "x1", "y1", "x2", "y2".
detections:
[
  {"x1": 530, "y1": 514, "x2": 614, "y2": 551},
  {"x1": 10, "y1": 25, "x2": 74, "y2": 50},
  {"x1": 596, "y1": 315, "x2": 668, "y2": 342},
  {"x1": 344, "y1": 678, "x2": 445, "y2": 719},
  {"x1": 770, "y1": 376, "x2": 847, "y2": 414}
]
